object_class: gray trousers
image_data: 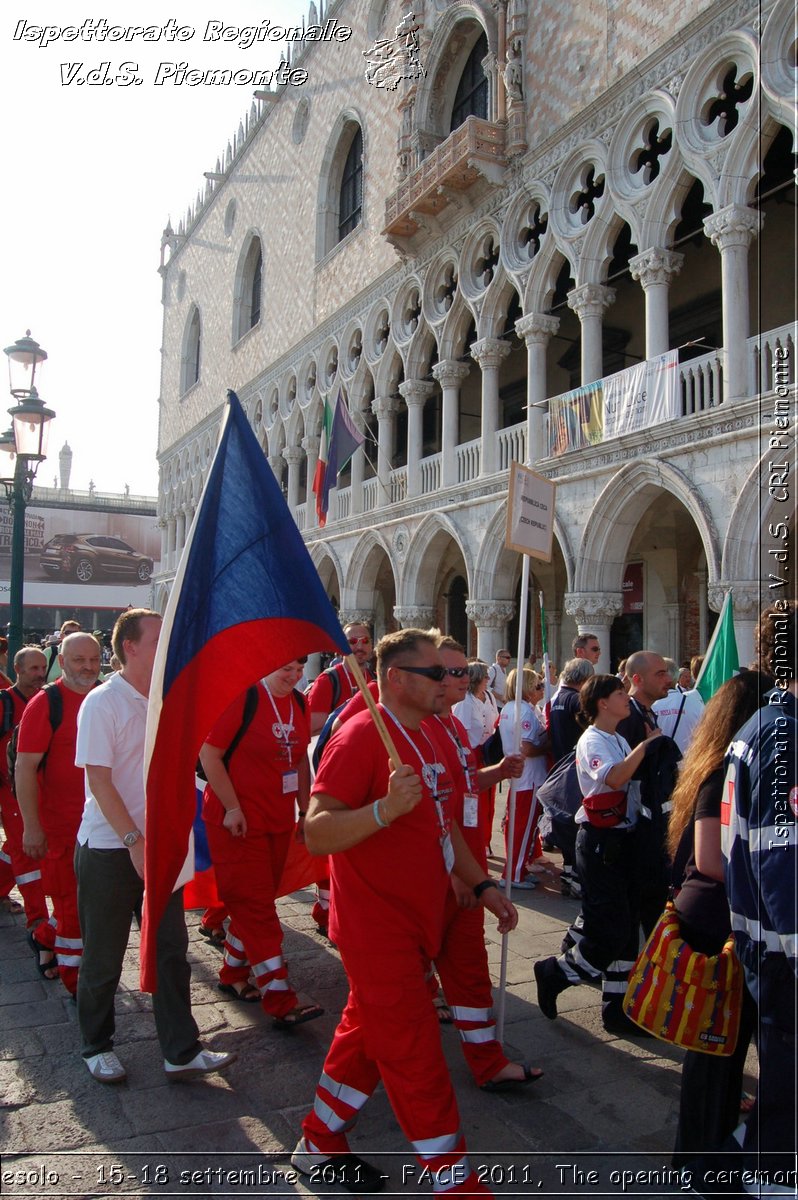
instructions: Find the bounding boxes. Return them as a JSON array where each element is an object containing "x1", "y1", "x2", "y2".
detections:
[{"x1": 74, "y1": 843, "x2": 200, "y2": 1064}]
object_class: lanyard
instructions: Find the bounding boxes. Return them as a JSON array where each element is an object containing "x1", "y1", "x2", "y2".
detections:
[
  {"x1": 262, "y1": 682, "x2": 294, "y2": 767},
  {"x1": 382, "y1": 705, "x2": 447, "y2": 820},
  {"x1": 435, "y1": 714, "x2": 475, "y2": 792}
]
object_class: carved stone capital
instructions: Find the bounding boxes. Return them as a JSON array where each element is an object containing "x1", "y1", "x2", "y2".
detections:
[
  {"x1": 707, "y1": 582, "x2": 762, "y2": 619},
  {"x1": 515, "y1": 312, "x2": 560, "y2": 345},
  {"x1": 338, "y1": 610, "x2": 375, "y2": 629},
  {"x1": 629, "y1": 247, "x2": 685, "y2": 288},
  {"x1": 393, "y1": 605, "x2": 436, "y2": 629},
  {"x1": 282, "y1": 445, "x2": 302, "y2": 467},
  {"x1": 268, "y1": 454, "x2": 284, "y2": 477},
  {"x1": 432, "y1": 359, "x2": 470, "y2": 388},
  {"x1": 302, "y1": 434, "x2": 320, "y2": 456},
  {"x1": 398, "y1": 379, "x2": 435, "y2": 406},
  {"x1": 567, "y1": 283, "x2": 616, "y2": 321},
  {"x1": 372, "y1": 395, "x2": 401, "y2": 421},
  {"x1": 470, "y1": 338, "x2": 512, "y2": 371},
  {"x1": 465, "y1": 599, "x2": 516, "y2": 628},
  {"x1": 703, "y1": 205, "x2": 761, "y2": 251},
  {"x1": 564, "y1": 591, "x2": 623, "y2": 625}
]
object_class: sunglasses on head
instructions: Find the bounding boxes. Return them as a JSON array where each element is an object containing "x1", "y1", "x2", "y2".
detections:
[
  {"x1": 395, "y1": 663, "x2": 448, "y2": 682},
  {"x1": 348, "y1": 636, "x2": 370, "y2": 646},
  {"x1": 445, "y1": 666, "x2": 469, "y2": 678}
]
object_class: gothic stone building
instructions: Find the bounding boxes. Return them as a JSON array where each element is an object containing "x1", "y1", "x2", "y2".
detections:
[{"x1": 156, "y1": 0, "x2": 796, "y2": 673}]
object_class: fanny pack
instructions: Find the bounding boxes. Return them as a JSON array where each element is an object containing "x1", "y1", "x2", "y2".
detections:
[{"x1": 583, "y1": 789, "x2": 628, "y2": 828}]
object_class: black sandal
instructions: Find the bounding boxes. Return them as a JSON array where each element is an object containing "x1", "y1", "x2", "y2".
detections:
[
  {"x1": 273, "y1": 1003, "x2": 324, "y2": 1029},
  {"x1": 27, "y1": 930, "x2": 58, "y2": 980}
]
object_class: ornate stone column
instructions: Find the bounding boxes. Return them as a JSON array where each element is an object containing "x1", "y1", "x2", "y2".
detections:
[
  {"x1": 268, "y1": 453, "x2": 284, "y2": 488},
  {"x1": 283, "y1": 445, "x2": 302, "y2": 514},
  {"x1": 432, "y1": 359, "x2": 470, "y2": 487},
  {"x1": 548, "y1": 607, "x2": 563, "y2": 673},
  {"x1": 470, "y1": 338, "x2": 511, "y2": 476},
  {"x1": 175, "y1": 511, "x2": 186, "y2": 559},
  {"x1": 516, "y1": 312, "x2": 560, "y2": 463},
  {"x1": 703, "y1": 205, "x2": 761, "y2": 404},
  {"x1": 629, "y1": 248, "x2": 684, "y2": 359},
  {"x1": 567, "y1": 283, "x2": 616, "y2": 385},
  {"x1": 302, "y1": 434, "x2": 320, "y2": 528},
  {"x1": 564, "y1": 591, "x2": 623, "y2": 673},
  {"x1": 708, "y1": 582, "x2": 762, "y2": 669},
  {"x1": 399, "y1": 379, "x2": 434, "y2": 497},
  {"x1": 465, "y1": 599, "x2": 516, "y2": 664},
  {"x1": 663, "y1": 602, "x2": 681, "y2": 662},
  {"x1": 338, "y1": 609, "x2": 376, "y2": 630},
  {"x1": 166, "y1": 517, "x2": 177, "y2": 573},
  {"x1": 347, "y1": 414, "x2": 366, "y2": 516},
  {"x1": 696, "y1": 565, "x2": 708, "y2": 651},
  {"x1": 372, "y1": 395, "x2": 400, "y2": 508},
  {"x1": 394, "y1": 605, "x2": 436, "y2": 629}
]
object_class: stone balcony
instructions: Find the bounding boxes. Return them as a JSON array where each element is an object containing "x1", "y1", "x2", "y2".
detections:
[{"x1": 383, "y1": 117, "x2": 507, "y2": 247}]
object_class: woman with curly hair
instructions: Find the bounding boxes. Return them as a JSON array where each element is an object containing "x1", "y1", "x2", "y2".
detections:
[{"x1": 668, "y1": 669, "x2": 768, "y2": 1167}]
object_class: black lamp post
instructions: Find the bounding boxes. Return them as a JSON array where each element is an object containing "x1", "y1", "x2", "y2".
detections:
[{"x1": 1, "y1": 332, "x2": 55, "y2": 663}]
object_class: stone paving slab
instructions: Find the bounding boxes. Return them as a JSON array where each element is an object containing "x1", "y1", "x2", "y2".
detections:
[{"x1": 0, "y1": 839, "x2": 759, "y2": 1200}]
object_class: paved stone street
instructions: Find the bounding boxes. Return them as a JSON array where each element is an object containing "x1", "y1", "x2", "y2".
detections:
[{"x1": 0, "y1": 834, "x2": 758, "y2": 1200}]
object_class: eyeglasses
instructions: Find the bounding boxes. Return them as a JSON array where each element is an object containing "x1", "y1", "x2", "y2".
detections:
[
  {"x1": 445, "y1": 667, "x2": 469, "y2": 678},
  {"x1": 348, "y1": 636, "x2": 371, "y2": 647},
  {"x1": 395, "y1": 664, "x2": 448, "y2": 682}
]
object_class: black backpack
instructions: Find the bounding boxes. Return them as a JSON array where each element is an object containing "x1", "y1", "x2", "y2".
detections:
[
  {"x1": 537, "y1": 749, "x2": 582, "y2": 821},
  {"x1": 7, "y1": 683, "x2": 64, "y2": 796},
  {"x1": 196, "y1": 686, "x2": 307, "y2": 781}
]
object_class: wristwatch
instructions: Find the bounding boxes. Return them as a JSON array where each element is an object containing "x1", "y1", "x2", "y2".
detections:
[{"x1": 123, "y1": 829, "x2": 142, "y2": 848}]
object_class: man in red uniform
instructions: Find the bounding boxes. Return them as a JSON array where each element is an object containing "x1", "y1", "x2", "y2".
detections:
[
  {"x1": 16, "y1": 632, "x2": 102, "y2": 996},
  {"x1": 0, "y1": 647, "x2": 49, "y2": 940},
  {"x1": 293, "y1": 629, "x2": 518, "y2": 1195},
  {"x1": 200, "y1": 659, "x2": 323, "y2": 1024},
  {"x1": 305, "y1": 621, "x2": 375, "y2": 933},
  {"x1": 430, "y1": 635, "x2": 543, "y2": 1091}
]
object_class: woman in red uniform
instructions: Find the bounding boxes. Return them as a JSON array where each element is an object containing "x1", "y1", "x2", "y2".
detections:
[{"x1": 199, "y1": 659, "x2": 323, "y2": 1026}]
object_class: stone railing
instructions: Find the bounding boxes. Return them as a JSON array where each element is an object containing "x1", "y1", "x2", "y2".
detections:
[{"x1": 748, "y1": 322, "x2": 795, "y2": 395}]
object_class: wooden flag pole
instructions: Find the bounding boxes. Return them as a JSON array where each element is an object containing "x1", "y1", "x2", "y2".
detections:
[{"x1": 345, "y1": 654, "x2": 403, "y2": 770}]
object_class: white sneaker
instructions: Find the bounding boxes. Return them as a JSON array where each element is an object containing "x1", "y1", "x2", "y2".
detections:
[
  {"x1": 163, "y1": 1047, "x2": 236, "y2": 1080},
  {"x1": 85, "y1": 1051, "x2": 126, "y2": 1083}
]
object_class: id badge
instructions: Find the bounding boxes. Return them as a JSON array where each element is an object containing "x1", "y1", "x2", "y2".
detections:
[
  {"x1": 463, "y1": 794, "x2": 479, "y2": 828},
  {"x1": 282, "y1": 769, "x2": 299, "y2": 794},
  {"x1": 441, "y1": 831, "x2": 455, "y2": 874}
]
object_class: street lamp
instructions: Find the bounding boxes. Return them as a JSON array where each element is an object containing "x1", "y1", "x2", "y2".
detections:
[{"x1": 1, "y1": 332, "x2": 55, "y2": 662}]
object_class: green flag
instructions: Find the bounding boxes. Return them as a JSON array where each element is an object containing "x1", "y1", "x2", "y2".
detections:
[{"x1": 695, "y1": 591, "x2": 740, "y2": 702}]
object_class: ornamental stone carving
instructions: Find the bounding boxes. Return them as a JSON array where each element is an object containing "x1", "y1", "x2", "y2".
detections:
[
  {"x1": 282, "y1": 445, "x2": 302, "y2": 467},
  {"x1": 338, "y1": 610, "x2": 375, "y2": 629},
  {"x1": 470, "y1": 338, "x2": 512, "y2": 371},
  {"x1": 465, "y1": 600, "x2": 516, "y2": 628},
  {"x1": 393, "y1": 525, "x2": 411, "y2": 562},
  {"x1": 398, "y1": 379, "x2": 435, "y2": 407},
  {"x1": 515, "y1": 312, "x2": 560, "y2": 344},
  {"x1": 302, "y1": 434, "x2": 320, "y2": 457},
  {"x1": 432, "y1": 360, "x2": 470, "y2": 388},
  {"x1": 564, "y1": 592, "x2": 624, "y2": 625},
  {"x1": 707, "y1": 582, "x2": 762, "y2": 618},
  {"x1": 393, "y1": 605, "x2": 436, "y2": 628},
  {"x1": 703, "y1": 205, "x2": 761, "y2": 252},
  {"x1": 372, "y1": 395, "x2": 401, "y2": 420},
  {"x1": 567, "y1": 283, "x2": 616, "y2": 321},
  {"x1": 629, "y1": 248, "x2": 685, "y2": 288}
]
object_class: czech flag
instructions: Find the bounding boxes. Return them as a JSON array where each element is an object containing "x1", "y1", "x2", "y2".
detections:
[{"x1": 141, "y1": 391, "x2": 350, "y2": 991}]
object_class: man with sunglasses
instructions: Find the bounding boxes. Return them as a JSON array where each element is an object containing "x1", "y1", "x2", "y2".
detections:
[
  {"x1": 429, "y1": 634, "x2": 543, "y2": 1092},
  {"x1": 293, "y1": 629, "x2": 517, "y2": 1195},
  {"x1": 305, "y1": 622, "x2": 374, "y2": 933}
]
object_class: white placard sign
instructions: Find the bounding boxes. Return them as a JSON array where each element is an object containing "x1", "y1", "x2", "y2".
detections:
[{"x1": 505, "y1": 463, "x2": 555, "y2": 561}]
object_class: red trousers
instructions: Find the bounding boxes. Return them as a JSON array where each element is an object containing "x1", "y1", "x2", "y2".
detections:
[
  {"x1": 35, "y1": 846, "x2": 82, "y2": 995},
  {"x1": 205, "y1": 825, "x2": 296, "y2": 1018},
  {"x1": 302, "y1": 941, "x2": 491, "y2": 1196},
  {"x1": 504, "y1": 789, "x2": 539, "y2": 884},
  {"x1": 0, "y1": 785, "x2": 48, "y2": 928},
  {"x1": 434, "y1": 893, "x2": 508, "y2": 1087}
]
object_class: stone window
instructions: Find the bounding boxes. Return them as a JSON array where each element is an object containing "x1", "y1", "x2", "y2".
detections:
[
  {"x1": 233, "y1": 235, "x2": 263, "y2": 342},
  {"x1": 181, "y1": 306, "x2": 201, "y2": 395},
  {"x1": 450, "y1": 32, "x2": 488, "y2": 132},
  {"x1": 339, "y1": 127, "x2": 363, "y2": 242}
]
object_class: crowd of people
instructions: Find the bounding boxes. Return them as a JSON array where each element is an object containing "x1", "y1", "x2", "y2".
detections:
[{"x1": 0, "y1": 602, "x2": 794, "y2": 1198}]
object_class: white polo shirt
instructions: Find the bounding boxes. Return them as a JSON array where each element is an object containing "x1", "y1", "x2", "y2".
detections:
[
  {"x1": 75, "y1": 671, "x2": 148, "y2": 850},
  {"x1": 652, "y1": 687, "x2": 704, "y2": 754}
]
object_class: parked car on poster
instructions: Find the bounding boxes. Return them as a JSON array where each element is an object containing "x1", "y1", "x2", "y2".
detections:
[{"x1": 40, "y1": 533, "x2": 154, "y2": 584}]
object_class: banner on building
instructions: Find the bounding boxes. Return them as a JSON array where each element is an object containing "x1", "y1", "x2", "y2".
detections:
[
  {"x1": 505, "y1": 462, "x2": 556, "y2": 562},
  {"x1": 548, "y1": 351, "x2": 680, "y2": 456}
]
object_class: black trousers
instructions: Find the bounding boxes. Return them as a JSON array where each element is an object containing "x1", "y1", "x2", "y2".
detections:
[{"x1": 75, "y1": 843, "x2": 201, "y2": 1064}]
